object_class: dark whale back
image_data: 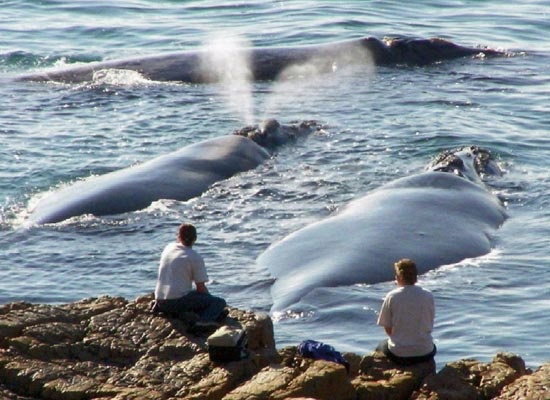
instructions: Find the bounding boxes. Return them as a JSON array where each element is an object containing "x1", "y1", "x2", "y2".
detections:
[{"x1": 15, "y1": 37, "x2": 504, "y2": 84}]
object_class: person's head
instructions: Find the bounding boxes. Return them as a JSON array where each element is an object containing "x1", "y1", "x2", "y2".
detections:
[
  {"x1": 393, "y1": 258, "x2": 418, "y2": 286},
  {"x1": 177, "y1": 223, "x2": 197, "y2": 247}
]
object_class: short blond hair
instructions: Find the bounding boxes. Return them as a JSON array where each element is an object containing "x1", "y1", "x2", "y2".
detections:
[{"x1": 394, "y1": 259, "x2": 417, "y2": 285}]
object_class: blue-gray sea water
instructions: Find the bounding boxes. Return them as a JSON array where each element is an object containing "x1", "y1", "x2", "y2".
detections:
[{"x1": 1, "y1": 1, "x2": 548, "y2": 369}]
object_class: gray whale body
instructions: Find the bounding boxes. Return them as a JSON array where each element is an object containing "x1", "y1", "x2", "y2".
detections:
[
  {"x1": 16, "y1": 37, "x2": 503, "y2": 84},
  {"x1": 257, "y1": 146, "x2": 508, "y2": 311},
  {"x1": 28, "y1": 119, "x2": 319, "y2": 225}
]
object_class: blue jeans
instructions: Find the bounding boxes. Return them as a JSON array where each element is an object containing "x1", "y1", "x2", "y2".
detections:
[{"x1": 155, "y1": 291, "x2": 226, "y2": 322}]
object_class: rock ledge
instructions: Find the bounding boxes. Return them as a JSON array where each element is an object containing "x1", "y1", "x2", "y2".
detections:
[{"x1": 0, "y1": 295, "x2": 548, "y2": 400}]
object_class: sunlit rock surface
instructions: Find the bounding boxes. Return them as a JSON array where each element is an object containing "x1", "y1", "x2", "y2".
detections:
[{"x1": 0, "y1": 295, "x2": 547, "y2": 400}]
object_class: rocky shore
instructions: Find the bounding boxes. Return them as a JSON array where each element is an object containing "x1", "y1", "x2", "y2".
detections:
[{"x1": 0, "y1": 294, "x2": 548, "y2": 400}]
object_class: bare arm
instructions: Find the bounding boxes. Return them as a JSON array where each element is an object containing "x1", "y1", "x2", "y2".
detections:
[
  {"x1": 195, "y1": 281, "x2": 209, "y2": 293},
  {"x1": 384, "y1": 326, "x2": 393, "y2": 336}
]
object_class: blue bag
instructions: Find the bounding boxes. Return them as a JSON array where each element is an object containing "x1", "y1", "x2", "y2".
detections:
[{"x1": 297, "y1": 339, "x2": 350, "y2": 372}]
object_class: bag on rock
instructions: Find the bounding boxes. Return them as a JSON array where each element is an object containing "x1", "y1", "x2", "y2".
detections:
[
  {"x1": 297, "y1": 339, "x2": 350, "y2": 372},
  {"x1": 207, "y1": 326, "x2": 248, "y2": 362}
]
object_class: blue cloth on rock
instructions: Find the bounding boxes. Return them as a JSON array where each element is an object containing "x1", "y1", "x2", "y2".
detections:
[{"x1": 297, "y1": 339, "x2": 350, "y2": 372}]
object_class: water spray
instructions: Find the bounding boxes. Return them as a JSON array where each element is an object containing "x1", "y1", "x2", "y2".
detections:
[{"x1": 200, "y1": 34, "x2": 255, "y2": 125}]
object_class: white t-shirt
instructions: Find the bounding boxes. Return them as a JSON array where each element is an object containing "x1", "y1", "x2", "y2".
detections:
[
  {"x1": 154, "y1": 242, "x2": 208, "y2": 300},
  {"x1": 377, "y1": 284, "x2": 435, "y2": 357}
]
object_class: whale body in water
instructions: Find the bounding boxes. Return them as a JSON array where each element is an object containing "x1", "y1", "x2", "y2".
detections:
[
  {"x1": 256, "y1": 146, "x2": 508, "y2": 311},
  {"x1": 28, "y1": 119, "x2": 320, "y2": 225},
  {"x1": 16, "y1": 37, "x2": 503, "y2": 84}
]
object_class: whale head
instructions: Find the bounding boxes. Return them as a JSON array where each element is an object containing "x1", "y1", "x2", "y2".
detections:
[
  {"x1": 427, "y1": 146, "x2": 502, "y2": 183},
  {"x1": 233, "y1": 119, "x2": 322, "y2": 150},
  {"x1": 385, "y1": 38, "x2": 503, "y2": 65}
]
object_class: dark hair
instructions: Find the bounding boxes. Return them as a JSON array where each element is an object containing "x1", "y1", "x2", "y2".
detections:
[
  {"x1": 393, "y1": 259, "x2": 418, "y2": 285},
  {"x1": 177, "y1": 223, "x2": 197, "y2": 246}
]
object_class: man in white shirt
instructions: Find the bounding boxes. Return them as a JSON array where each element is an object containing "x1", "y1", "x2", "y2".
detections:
[
  {"x1": 153, "y1": 223, "x2": 227, "y2": 325},
  {"x1": 377, "y1": 258, "x2": 436, "y2": 366}
]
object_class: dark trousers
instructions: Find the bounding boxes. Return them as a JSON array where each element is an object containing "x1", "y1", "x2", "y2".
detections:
[
  {"x1": 154, "y1": 291, "x2": 226, "y2": 322},
  {"x1": 376, "y1": 339, "x2": 437, "y2": 366}
]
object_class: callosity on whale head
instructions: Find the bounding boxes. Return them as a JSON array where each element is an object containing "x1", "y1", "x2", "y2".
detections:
[
  {"x1": 427, "y1": 145, "x2": 503, "y2": 183},
  {"x1": 233, "y1": 119, "x2": 323, "y2": 150}
]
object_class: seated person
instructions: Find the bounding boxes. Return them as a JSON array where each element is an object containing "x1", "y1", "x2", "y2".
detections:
[
  {"x1": 153, "y1": 223, "x2": 227, "y2": 326},
  {"x1": 376, "y1": 258, "x2": 436, "y2": 366}
]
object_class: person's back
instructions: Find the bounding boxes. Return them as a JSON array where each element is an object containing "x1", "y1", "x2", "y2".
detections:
[
  {"x1": 155, "y1": 242, "x2": 206, "y2": 300},
  {"x1": 380, "y1": 284, "x2": 434, "y2": 357},
  {"x1": 376, "y1": 258, "x2": 436, "y2": 365}
]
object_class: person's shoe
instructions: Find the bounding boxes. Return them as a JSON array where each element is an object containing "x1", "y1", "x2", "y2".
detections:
[{"x1": 187, "y1": 320, "x2": 220, "y2": 336}]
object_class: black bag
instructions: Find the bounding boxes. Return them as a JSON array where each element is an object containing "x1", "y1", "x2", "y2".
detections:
[{"x1": 207, "y1": 326, "x2": 248, "y2": 362}]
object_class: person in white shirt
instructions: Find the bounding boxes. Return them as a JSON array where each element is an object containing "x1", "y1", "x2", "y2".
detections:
[
  {"x1": 153, "y1": 223, "x2": 226, "y2": 324},
  {"x1": 376, "y1": 258, "x2": 436, "y2": 365}
]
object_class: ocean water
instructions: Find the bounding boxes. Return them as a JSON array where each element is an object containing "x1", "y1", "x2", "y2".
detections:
[{"x1": 1, "y1": 0, "x2": 548, "y2": 370}]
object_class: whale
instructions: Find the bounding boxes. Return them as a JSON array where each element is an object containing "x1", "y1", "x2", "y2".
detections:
[
  {"x1": 28, "y1": 119, "x2": 321, "y2": 225},
  {"x1": 16, "y1": 37, "x2": 503, "y2": 84},
  {"x1": 256, "y1": 146, "x2": 508, "y2": 311}
]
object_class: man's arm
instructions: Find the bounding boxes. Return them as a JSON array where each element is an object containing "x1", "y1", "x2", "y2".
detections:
[
  {"x1": 195, "y1": 281, "x2": 209, "y2": 293},
  {"x1": 377, "y1": 295, "x2": 392, "y2": 336}
]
